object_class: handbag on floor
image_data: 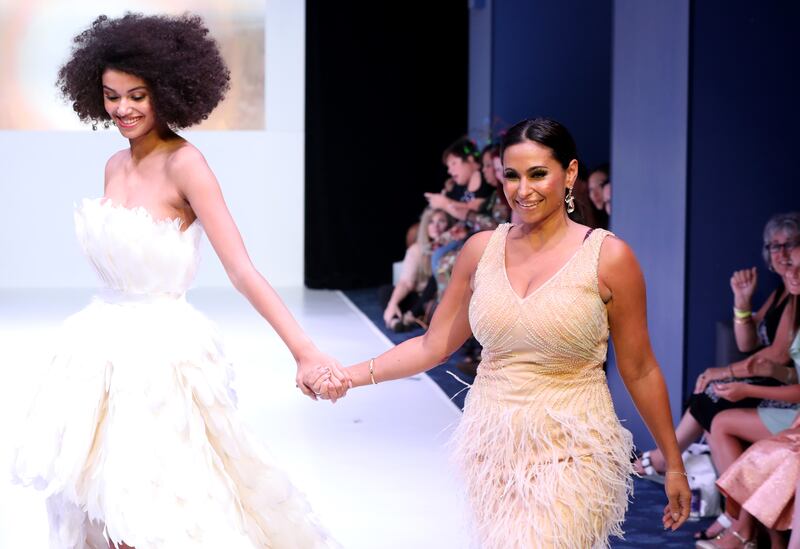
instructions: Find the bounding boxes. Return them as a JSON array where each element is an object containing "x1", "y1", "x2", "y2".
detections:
[{"x1": 684, "y1": 442, "x2": 721, "y2": 518}]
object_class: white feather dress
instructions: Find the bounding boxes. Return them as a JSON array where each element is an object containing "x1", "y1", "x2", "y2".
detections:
[{"x1": 12, "y1": 198, "x2": 338, "y2": 549}]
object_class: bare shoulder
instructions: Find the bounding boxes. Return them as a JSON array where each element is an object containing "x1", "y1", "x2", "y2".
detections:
[
  {"x1": 104, "y1": 149, "x2": 128, "y2": 175},
  {"x1": 164, "y1": 142, "x2": 215, "y2": 190},
  {"x1": 598, "y1": 234, "x2": 645, "y2": 291},
  {"x1": 459, "y1": 229, "x2": 495, "y2": 268},
  {"x1": 166, "y1": 142, "x2": 209, "y2": 173},
  {"x1": 599, "y1": 234, "x2": 637, "y2": 265},
  {"x1": 103, "y1": 149, "x2": 128, "y2": 191}
]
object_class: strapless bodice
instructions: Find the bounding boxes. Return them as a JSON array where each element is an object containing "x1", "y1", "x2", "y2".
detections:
[{"x1": 75, "y1": 198, "x2": 202, "y2": 296}]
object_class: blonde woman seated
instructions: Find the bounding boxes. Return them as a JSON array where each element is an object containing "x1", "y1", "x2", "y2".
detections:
[{"x1": 382, "y1": 208, "x2": 452, "y2": 331}]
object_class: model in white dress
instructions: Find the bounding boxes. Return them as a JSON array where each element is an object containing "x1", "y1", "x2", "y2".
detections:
[{"x1": 12, "y1": 198, "x2": 340, "y2": 548}]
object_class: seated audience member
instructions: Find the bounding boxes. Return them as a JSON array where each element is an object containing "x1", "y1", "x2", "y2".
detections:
[
  {"x1": 587, "y1": 163, "x2": 610, "y2": 229},
  {"x1": 712, "y1": 419, "x2": 800, "y2": 549},
  {"x1": 733, "y1": 213, "x2": 798, "y2": 353},
  {"x1": 569, "y1": 162, "x2": 596, "y2": 227},
  {"x1": 465, "y1": 144, "x2": 511, "y2": 231},
  {"x1": 602, "y1": 180, "x2": 611, "y2": 218},
  {"x1": 633, "y1": 213, "x2": 800, "y2": 540},
  {"x1": 382, "y1": 208, "x2": 452, "y2": 331},
  {"x1": 424, "y1": 137, "x2": 494, "y2": 220},
  {"x1": 697, "y1": 244, "x2": 800, "y2": 549}
]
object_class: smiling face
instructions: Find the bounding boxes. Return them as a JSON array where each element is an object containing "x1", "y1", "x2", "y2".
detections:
[
  {"x1": 445, "y1": 154, "x2": 477, "y2": 185},
  {"x1": 493, "y1": 155, "x2": 503, "y2": 184},
  {"x1": 481, "y1": 151, "x2": 499, "y2": 186},
  {"x1": 102, "y1": 69, "x2": 158, "y2": 139},
  {"x1": 786, "y1": 247, "x2": 800, "y2": 295},
  {"x1": 767, "y1": 228, "x2": 800, "y2": 276},
  {"x1": 502, "y1": 141, "x2": 577, "y2": 225},
  {"x1": 587, "y1": 171, "x2": 607, "y2": 210},
  {"x1": 427, "y1": 210, "x2": 450, "y2": 239}
]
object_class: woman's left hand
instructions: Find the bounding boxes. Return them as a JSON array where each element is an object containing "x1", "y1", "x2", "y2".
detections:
[
  {"x1": 661, "y1": 473, "x2": 691, "y2": 531},
  {"x1": 713, "y1": 382, "x2": 751, "y2": 402},
  {"x1": 296, "y1": 352, "x2": 350, "y2": 403}
]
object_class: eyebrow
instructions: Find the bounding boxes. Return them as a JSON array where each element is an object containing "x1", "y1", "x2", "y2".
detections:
[
  {"x1": 103, "y1": 85, "x2": 147, "y2": 93},
  {"x1": 504, "y1": 165, "x2": 548, "y2": 172}
]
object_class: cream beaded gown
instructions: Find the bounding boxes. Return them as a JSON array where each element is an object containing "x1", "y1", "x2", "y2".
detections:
[
  {"x1": 12, "y1": 198, "x2": 337, "y2": 549},
  {"x1": 452, "y1": 224, "x2": 634, "y2": 549}
]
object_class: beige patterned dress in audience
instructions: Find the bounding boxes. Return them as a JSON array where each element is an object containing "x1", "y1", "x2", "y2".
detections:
[{"x1": 452, "y1": 223, "x2": 634, "y2": 549}]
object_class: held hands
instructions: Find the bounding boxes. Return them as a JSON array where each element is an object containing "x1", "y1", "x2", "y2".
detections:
[
  {"x1": 730, "y1": 267, "x2": 757, "y2": 307},
  {"x1": 295, "y1": 351, "x2": 351, "y2": 403},
  {"x1": 661, "y1": 473, "x2": 691, "y2": 531}
]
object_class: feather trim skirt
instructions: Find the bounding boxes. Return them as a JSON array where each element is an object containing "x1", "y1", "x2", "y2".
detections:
[
  {"x1": 12, "y1": 295, "x2": 338, "y2": 548},
  {"x1": 451, "y1": 368, "x2": 634, "y2": 549}
]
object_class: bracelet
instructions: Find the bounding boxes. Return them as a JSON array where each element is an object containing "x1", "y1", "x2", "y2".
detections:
[
  {"x1": 733, "y1": 307, "x2": 752, "y2": 319},
  {"x1": 733, "y1": 316, "x2": 753, "y2": 325},
  {"x1": 369, "y1": 358, "x2": 377, "y2": 385},
  {"x1": 665, "y1": 471, "x2": 688, "y2": 477}
]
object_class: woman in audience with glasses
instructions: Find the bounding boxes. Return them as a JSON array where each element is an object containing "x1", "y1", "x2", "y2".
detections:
[
  {"x1": 698, "y1": 244, "x2": 800, "y2": 549},
  {"x1": 634, "y1": 212, "x2": 800, "y2": 540}
]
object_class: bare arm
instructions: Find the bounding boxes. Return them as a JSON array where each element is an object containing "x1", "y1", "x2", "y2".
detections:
[
  {"x1": 734, "y1": 290, "x2": 774, "y2": 352},
  {"x1": 742, "y1": 383, "x2": 800, "y2": 402},
  {"x1": 730, "y1": 266, "x2": 767, "y2": 352},
  {"x1": 694, "y1": 302, "x2": 796, "y2": 393},
  {"x1": 347, "y1": 232, "x2": 491, "y2": 386},
  {"x1": 599, "y1": 237, "x2": 691, "y2": 530},
  {"x1": 425, "y1": 193, "x2": 486, "y2": 220},
  {"x1": 384, "y1": 244, "x2": 422, "y2": 325},
  {"x1": 714, "y1": 379, "x2": 800, "y2": 403},
  {"x1": 168, "y1": 147, "x2": 345, "y2": 399}
]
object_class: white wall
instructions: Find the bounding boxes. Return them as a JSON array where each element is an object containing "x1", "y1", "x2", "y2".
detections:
[{"x1": 0, "y1": 0, "x2": 305, "y2": 289}]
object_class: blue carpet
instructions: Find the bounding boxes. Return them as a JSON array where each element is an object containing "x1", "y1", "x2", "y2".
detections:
[{"x1": 343, "y1": 287, "x2": 712, "y2": 547}]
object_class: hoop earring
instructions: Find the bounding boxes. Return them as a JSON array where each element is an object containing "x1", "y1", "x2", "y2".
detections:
[{"x1": 565, "y1": 187, "x2": 575, "y2": 214}]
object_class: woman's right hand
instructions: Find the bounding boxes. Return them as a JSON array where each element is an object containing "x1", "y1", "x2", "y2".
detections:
[
  {"x1": 730, "y1": 267, "x2": 757, "y2": 308},
  {"x1": 383, "y1": 303, "x2": 402, "y2": 328},
  {"x1": 662, "y1": 473, "x2": 691, "y2": 531}
]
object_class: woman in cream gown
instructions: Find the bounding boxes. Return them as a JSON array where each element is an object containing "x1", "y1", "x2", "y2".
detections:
[
  {"x1": 12, "y1": 13, "x2": 345, "y2": 548},
  {"x1": 325, "y1": 118, "x2": 692, "y2": 548}
]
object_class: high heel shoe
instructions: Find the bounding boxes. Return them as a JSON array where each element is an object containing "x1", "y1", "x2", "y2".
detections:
[{"x1": 695, "y1": 530, "x2": 756, "y2": 548}]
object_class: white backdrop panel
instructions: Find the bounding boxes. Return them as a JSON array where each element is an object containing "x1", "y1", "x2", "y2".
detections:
[{"x1": 0, "y1": 0, "x2": 305, "y2": 289}]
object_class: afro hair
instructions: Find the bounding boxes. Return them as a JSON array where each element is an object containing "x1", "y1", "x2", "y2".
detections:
[{"x1": 57, "y1": 13, "x2": 231, "y2": 130}]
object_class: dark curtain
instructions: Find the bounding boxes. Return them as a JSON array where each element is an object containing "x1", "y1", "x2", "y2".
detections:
[{"x1": 305, "y1": 1, "x2": 468, "y2": 288}]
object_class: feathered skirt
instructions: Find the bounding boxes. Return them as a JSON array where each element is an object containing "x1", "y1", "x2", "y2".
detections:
[
  {"x1": 451, "y1": 364, "x2": 634, "y2": 549},
  {"x1": 12, "y1": 293, "x2": 337, "y2": 548}
]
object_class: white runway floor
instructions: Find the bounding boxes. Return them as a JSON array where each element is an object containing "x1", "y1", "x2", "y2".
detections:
[{"x1": 0, "y1": 287, "x2": 470, "y2": 549}]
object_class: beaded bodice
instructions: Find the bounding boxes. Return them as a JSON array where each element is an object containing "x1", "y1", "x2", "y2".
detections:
[
  {"x1": 468, "y1": 224, "x2": 613, "y2": 400},
  {"x1": 455, "y1": 224, "x2": 633, "y2": 549}
]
